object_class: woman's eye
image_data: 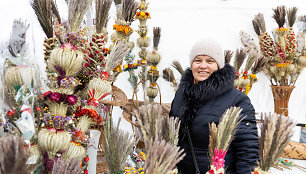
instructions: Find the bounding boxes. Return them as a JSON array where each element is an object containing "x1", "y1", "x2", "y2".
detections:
[{"x1": 207, "y1": 59, "x2": 215, "y2": 63}]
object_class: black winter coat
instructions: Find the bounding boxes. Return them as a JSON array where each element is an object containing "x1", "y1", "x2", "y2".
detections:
[{"x1": 169, "y1": 64, "x2": 259, "y2": 174}]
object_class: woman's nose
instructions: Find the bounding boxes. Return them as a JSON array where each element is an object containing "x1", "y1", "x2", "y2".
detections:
[{"x1": 199, "y1": 62, "x2": 208, "y2": 68}]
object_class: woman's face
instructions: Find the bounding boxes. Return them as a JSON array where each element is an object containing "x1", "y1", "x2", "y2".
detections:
[{"x1": 191, "y1": 55, "x2": 219, "y2": 82}]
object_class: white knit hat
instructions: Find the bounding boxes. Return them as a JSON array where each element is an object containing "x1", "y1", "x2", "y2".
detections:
[{"x1": 189, "y1": 39, "x2": 224, "y2": 68}]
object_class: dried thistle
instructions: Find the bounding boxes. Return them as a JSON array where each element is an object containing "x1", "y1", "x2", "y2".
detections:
[
  {"x1": 144, "y1": 139, "x2": 185, "y2": 174},
  {"x1": 171, "y1": 60, "x2": 184, "y2": 75},
  {"x1": 287, "y1": 7, "x2": 298, "y2": 27},
  {"x1": 52, "y1": 158, "x2": 83, "y2": 174},
  {"x1": 233, "y1": 49, "x2": 247, "y2": 71},
  {"x1": 273, "y1": 6, "x2": 286, "y2": 28},
  {"x1": 119, "y1": 0, "x2": 138, "y2": 23},
  {"x1": 257, "y1": 113, "x2": 295, "y2": 171},
  {"x1": 0, "y1": 136, "x2": 31, "y2": 174},
  {"x1": 153, "y1": 27, "x2": 161, "y2": 49},
  {"x1": 8, "y1": 19, "x2": 29, "y2": 58},
  {"x1": 162, "y1": 68, "x2": 175, "y2": 83},
  {"x1": 103, "y1": 117, "x2": 134, "y2": 174},
  {"x1": 68, "y1": 0, "x2": 93, "y2": 32},
  {"x1": 224, "y1": 50, "x2": 234, "y2": 64},
  {"x1": 31, "y1": 0, "x2": 53, "y2": 38},
  {"x1": 95, "y1": 0, "x2": 112, "y2": 33}
]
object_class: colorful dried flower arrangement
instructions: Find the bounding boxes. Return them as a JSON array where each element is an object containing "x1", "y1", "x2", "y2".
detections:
[{"x1": 240, "y1": 6, "x2": 305, "y2": 87}]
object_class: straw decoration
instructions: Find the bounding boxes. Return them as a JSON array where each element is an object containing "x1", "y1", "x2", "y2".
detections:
[
  {"x1": 171, "y1": 60, "x2": 184, "y2": 75},
  {"x1": 8, "y1": 19, "x2": 29, "y2": 57},
  {"x1": 119, "y1": 0, "x2": 138, "y2": 23},
  {"x1": 273, "y1": 6, "x2": 286, "y2": 28},
  {"x1": 105, "y1": 41, "x2": 130, "y2": 77},
  {"x1": 153, "y1": 27, "x2": 161, "y2": 49},
  {"x1": 233, "y1": 49, "x2": 247, "y2": 71},
  {"x1": 76, "y1": 116, "x2": 94, "y2": 132},
  {"x1": 48, "y1": 47, "x2": 84, "y2": 77},
  {"x1": 96, "y1": 0, "x2": 112, "y2": 33},
  {"x1": 52, "y1": 158, "x2": 83, "y2": 174},
  {"x1": 87, "y1": 78, "x2": 112, "y2": 98},
  {"x1": 31, "y1": 0, "x2": 53, "y2": 38},
  {"x1": 256, "y1": 113, "x2": 295, "y2": 172},
  {"x1": 103, "y1": 117, "x2": 134, "y2": 174},
  {"x1": 287, "y1": 7, "x2": 298, "y2": 27},
  {"x1": 144, "y1": 139, "x2": 185, "y2": 174},
  {"x1": 224, "y1": 50, "x2": 234, "y2": 64},
  {"x1": 63, "y1": 142, "x2": 86, "y2": 160},
  {"x1": 68, "y1": 0, "x2": 93, "y2": 32},
  {"x1": 37, "y1": 128, "x2": 71, "y2": 159},
  {"x1": 0, "y1": 136, "x2": 31, "y2": 174}
]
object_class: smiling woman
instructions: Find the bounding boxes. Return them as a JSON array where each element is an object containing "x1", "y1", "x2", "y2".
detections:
[{"x1": 170, "y1": 38, "x2": 259, "y2": 174}]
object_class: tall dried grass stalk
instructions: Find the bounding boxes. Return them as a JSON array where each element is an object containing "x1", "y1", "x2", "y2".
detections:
[
  {"x1": 52, "y1": 158, "x2": 83, "y2": 174},
  {"x1": 251, "y1": 55, "x2": 268, "y2": 74},
  {"x1": 0, "y1": 136, "x2": 31, "y2": 174},
  {"x1": 273, "y1": 6, "x2": 286, "y2": 28},
  {"x1": 162, "y1": 68, "x2": 175, "y2": 83},
  {"x1": 153, "y1": 27, "x2": 161, "y2": 49},
  {"x1": 68, "y1": 0, "x2": 93, "y2": 32},
  {"x1": 96, "y1": 0, "x2": 112, "y2": 33},
  {"x1": 208, "y1": 107, "x2": 243, "y2": 163},
  {"x1": 252, "y1": 13, "x2": 266, "y2": 35},
  {"x1": 135, "y1": 104, "x2": 161, "y2": 146},
  {"x1": 31, "y1": 0, "x2": 53, "y2": 38},
  {"x1": 224, "y1": 50, "x2": 234, "y2": 64},
  {"x1": 48, "y1": 47, "x2": 84, "y2": 77},
  {"x1": 119, "y1": 0, "x2": 138, "y2": 23},
  {"x1": 144, "y1": 139, "x2": 185, "y2": 174},
  {"x1": 257, "y1": 113, "x2": 295, "y2": 171},
  {"x1": 287, "y1": 7, "x2": 298, "y2": 27},
  {"x1": 105, "y1": 41, "x2": 129, "y2": 79},
  {"x1": 244, "y1": 52, "x2": 257, "y2": 72},
  {"x1": 171, "y1": 60, "x2": 184, "y2": 75},
  {"x1": 208, "y1": 122, "x2": 217, "y2": 164},
  {"x1": 233, "y1": 49, "x2": 247, "y2": 71},
  {"x1": 37, "y1": 128, "x2": 71, "y2": 159},
  {"x1": 103, "y1": 117, "x2": 134, "y2": 174}
]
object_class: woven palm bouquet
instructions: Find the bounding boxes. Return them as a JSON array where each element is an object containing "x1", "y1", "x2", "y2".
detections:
[
  {"x1": 240, "y1": 6, "x2": 305, "y2": 87},
  {"x1": 206, "y1": 107, "x2": 243, "y2": 174}
]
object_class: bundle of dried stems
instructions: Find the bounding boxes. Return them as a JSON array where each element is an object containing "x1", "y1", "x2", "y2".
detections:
[
  {"x1": 255, "y1": 113, "x2": 295, "y2": 172},
  {"x1": 103, "y1": 117, "x2": 134, "y2": 174},
  {"x1": 52, "y1": 158, "x2": 83, "y2": 174},
  {"x1": 208, "y1": 107, "x2": 243, "y2": 164},
  {"x1": 0, "y1": 136, "x2": 31, "y2": 174}
]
